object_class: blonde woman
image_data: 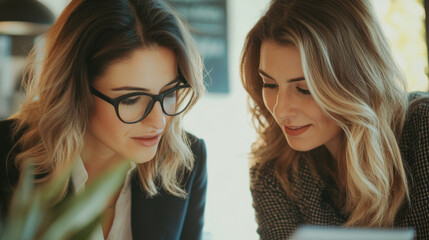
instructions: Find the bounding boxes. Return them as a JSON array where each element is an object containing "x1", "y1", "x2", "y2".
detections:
[
  {"x1": 241, "y1": 0, "x2": 429, "y2": 239},
  {"x1": 0, "y1": 0, "x2": 207, "y2": 239}
]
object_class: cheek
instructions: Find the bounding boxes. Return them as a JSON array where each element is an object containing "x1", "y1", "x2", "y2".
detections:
[
  {"x1": 312, "y1": 106, "x2": 341, "y2": 137},
  {"x1": 90, "y1": 101, "x2": 127, "y2": 139},
  {"x1": 262, "y1": 89, "x2": 276, "y2": 114},
  {"x1": 93, "y1": 102, "x2": 115, "y2": 124},
  {"x1": 323, "y1": 118, "x2": 341, "y2": 137}
]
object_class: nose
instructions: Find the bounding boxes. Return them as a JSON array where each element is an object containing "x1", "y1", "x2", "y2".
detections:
[
  {"x1": 142, "y1": 101, "x2": 166, "y2": 130},
  {"x1": 273, "y1": 89, "x2": 298, "y2": 123}
]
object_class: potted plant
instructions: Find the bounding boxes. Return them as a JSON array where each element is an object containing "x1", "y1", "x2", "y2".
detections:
[{"x1": 0, "y1": 161, "x2": 129, "y2": 240}]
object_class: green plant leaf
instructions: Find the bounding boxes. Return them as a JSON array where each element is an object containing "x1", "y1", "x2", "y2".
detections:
[
  {"x1": 39, "y1": 166, "x2": 72, "y2": 206},
  {"x1": 20, "y1": 193, "x2": 44, "y2": 240},
  {"x1": 8, "y1": 163, "x2": 35, "y2": 212},
  {"x1": 1, "y1": 160, "x2": 131, "y2": 240},
  {"x1": 38, "y1": 161, "x2": 129, "y2": 240},
  {"x1": 1, "y1": 164, "x2": 43, "y2": 240},
  {"x1": 68, "y1": 216, "x2": 102, "y2": 240}
]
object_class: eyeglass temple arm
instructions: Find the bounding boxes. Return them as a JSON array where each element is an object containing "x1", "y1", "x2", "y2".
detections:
[{"x1": 90, "y1": 87, "x2": 115, "y2": 105}]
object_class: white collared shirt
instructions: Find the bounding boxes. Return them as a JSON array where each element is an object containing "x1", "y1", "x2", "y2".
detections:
[{"x1": 71, "y1": 157, "x2": 136, "y2": 240}]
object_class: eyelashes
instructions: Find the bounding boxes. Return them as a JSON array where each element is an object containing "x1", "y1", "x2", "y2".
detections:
[
  {"x1": 296, "y1": 87, "x2": 311, "y2": 95},
  {"x1": 262, "y1": 83, "x2": 311, "y2": 95},
  {"x1": 262, "y1": 83, "x2": 278, "y2": 89}
]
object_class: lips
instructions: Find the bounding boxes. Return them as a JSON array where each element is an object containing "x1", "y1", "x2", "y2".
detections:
[
  {"x1": 131, "y1": 134, "x2": 161, "y2": 147},
  {"x1": 283, "y1": 124, "x2": 311, "y2": 136}
]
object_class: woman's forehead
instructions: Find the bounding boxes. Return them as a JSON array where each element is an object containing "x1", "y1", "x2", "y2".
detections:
[{"x1": 94, "y1": 46, "x2": 178, "y2": 93}]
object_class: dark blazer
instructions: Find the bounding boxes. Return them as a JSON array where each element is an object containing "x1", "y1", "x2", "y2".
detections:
[{"x1": 0, "y1": 119, "x2": 207, "y2": 240}]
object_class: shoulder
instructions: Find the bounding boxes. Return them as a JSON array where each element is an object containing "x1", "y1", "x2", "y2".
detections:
[
  {"x1": 250, "y1": 158, "x2": 282, "y2": 192},
  {"x1": 0, "y1": 118, "x2": 27, "y2": 182},
  {"x1": 186, "y1": 131, "x2": 206, "y2": 159},
  {"x1": 250, "y1": 156, "x2": 314, "y2": 187},
  {"x1": 396, "y1": 93, "x2": 429, "y2": 234},
  {"x1": 406, "y1": 91, "x2": 429, "y2": 117},
  {"x1": 0, "y1": 119, "x2": 19, "y2": 162},
  {"x1": 0, "y1": 118, "x2": 17, "y2": 141},
  {"x1": 185, "y1": 132, "x2": 207, "y2": 177},
  {"x1": 402, "y1": 92, "x2": 429, "y2": 142},
  {"x1": 400, "y1": 92, "x2": 429, "y2": 168},
  {"x1": 250, "y1": 159, "x2": 275, "y2": 180},
  {"x1": 0, "y1": 119, "x2": 21, "y2": 219},
  {"x1": 250, "y1": 155, "x2": 325, "y2": 201}
]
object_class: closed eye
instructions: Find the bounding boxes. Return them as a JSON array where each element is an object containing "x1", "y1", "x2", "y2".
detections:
[
  {"x1": 164, "y1": 90, "x2": 176, "y2": 99},
  {"x1": 263, "y1": 83, "x2": 278, "y2": 89},
  {"x1": 297, "y1": 87, "x2": 311, "y2": 95},
  {"x1": 120, "y1": 97, "x2": 140, "y2": 106}
]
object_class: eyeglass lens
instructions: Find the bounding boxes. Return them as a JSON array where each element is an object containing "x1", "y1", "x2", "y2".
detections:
[{"x1": 118, "y1": 87, "x2": 192, "y2": 122}]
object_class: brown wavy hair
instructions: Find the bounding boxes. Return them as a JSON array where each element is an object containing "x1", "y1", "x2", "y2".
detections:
[
  {"x1": 241, "y1": 0, "x2": 410, "y2": 227},
  {"x1": 12, "y1": 0, "x2": 205, "y2": 200}
]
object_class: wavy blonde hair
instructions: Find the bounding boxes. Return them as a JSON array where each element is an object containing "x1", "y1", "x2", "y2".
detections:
[
  {"x1": 11, "y1": 0, "x2": 205, "y2": 200},
  {"x1": 241, "y1": 0, "x2": 409, "y2": 227}
]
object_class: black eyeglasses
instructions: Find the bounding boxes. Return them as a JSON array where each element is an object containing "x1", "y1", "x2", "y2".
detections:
[{"x1": 91, "y1": 79, "x2": 193, "y2": 124}]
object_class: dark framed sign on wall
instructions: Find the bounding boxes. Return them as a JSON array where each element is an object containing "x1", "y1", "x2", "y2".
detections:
[{"x1": 167, "y1": 0, "x2": 229, "y2": 94}]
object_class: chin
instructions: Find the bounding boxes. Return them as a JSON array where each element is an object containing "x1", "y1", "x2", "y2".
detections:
[
  {"x1": 289, "y1": 145, "x2": 314, "y2": 152},
  {"x1": 128, "y1": 147, "x2": 158, "y2": 164},
  {"x1": 285, "y1": 139, "x2": 316, "y2": 152}
]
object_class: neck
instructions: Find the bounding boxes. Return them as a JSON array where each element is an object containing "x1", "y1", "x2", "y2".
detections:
[
  {"x1": 81, "y1": 132, "x2": 124, "y2": 183},
  {"x1": 324, "y1": 132, "x2": 344, "y2": 162}
]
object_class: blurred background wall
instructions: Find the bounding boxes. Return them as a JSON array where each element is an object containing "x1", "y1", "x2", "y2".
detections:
[{"x1": 0, "y1": 0, "x2": 428, "y2": 239}]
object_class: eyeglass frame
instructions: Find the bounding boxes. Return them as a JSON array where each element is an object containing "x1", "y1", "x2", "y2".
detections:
[{"x1": 90, "y1": 78, "x2": 193, "y2": 124}]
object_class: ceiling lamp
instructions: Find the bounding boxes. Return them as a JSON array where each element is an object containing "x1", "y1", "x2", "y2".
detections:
[{"x1": 0, "y1": 0, "x2": 55, "y2": 36}]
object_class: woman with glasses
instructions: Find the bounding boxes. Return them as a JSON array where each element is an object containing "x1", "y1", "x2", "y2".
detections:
[
  {"x1": 0, "y1": 0, "x2": 206, "y2": 239},
  {"x1": 241, "y1": 0, "x2": 429, "y2": 239}
]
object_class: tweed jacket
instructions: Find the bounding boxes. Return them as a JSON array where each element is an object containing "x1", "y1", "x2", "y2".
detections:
[
  {"x1": 250, "y1": 93, "x2": 429, "y2": 240},
  {"x1": 0, "y1": 119, "x2": 207, "y2": 240}
]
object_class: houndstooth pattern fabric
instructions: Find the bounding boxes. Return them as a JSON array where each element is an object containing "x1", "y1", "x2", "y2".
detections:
[{"x1": 250, "y1": 93, "x2": 429, "y2": 240}]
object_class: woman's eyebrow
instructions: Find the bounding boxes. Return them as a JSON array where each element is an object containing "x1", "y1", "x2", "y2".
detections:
[
  {"x1": 287, "y1": 77, "x2": 305, "y2": 83},
  {"x1": 110, "y1": 78, "x2": 179, "y2": 92},
  {"x1": 258, "y1": 69, "x2": 305, "y2": 83},
  {"x1": 258, "y1": 69, "x2": 275, "y2": 80},
  {"x1": 111, "y1": 86, "x2": 149, "y2": 91}
]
